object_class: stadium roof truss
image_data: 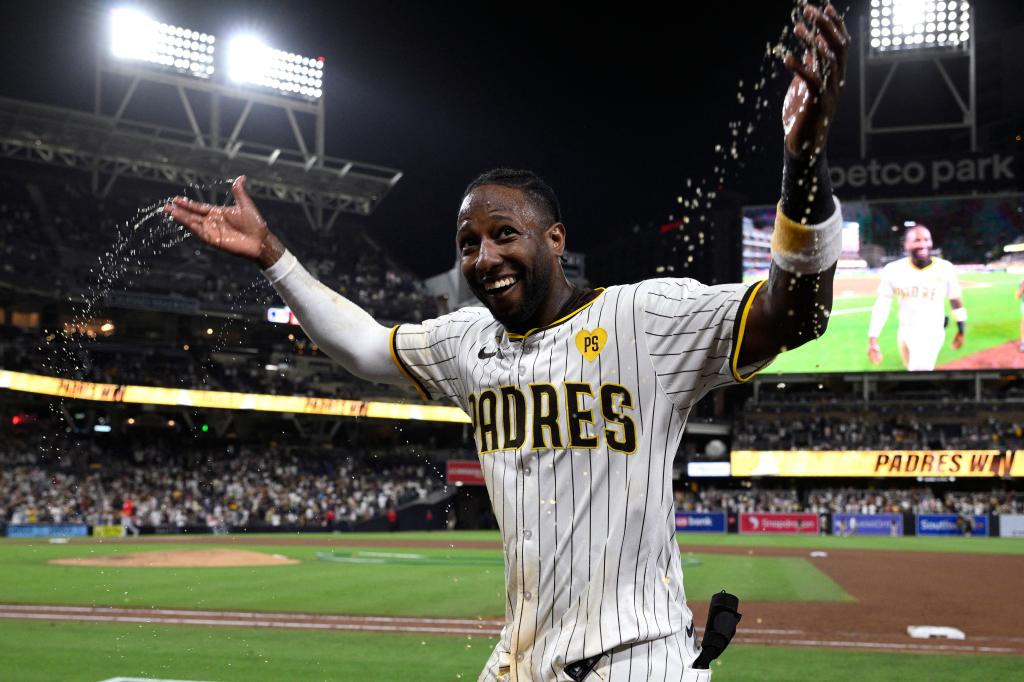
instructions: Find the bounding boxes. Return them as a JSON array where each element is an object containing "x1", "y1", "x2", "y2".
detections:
[
  {"x1": 0, "y1": 57, "x2": 402, "y2": 231},
  {"x1": 860, "y1": 2, "x2": 976, "y2": 156}
]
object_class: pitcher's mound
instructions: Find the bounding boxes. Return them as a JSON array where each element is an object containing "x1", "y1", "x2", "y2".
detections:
[{"x1": 51, "y1": 549, "x2": 299, "y2": 568}]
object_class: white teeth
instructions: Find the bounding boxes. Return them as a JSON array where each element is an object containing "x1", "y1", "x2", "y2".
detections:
[{"x1": 485, "y1": 276, "x2": 517, "y2": 291}]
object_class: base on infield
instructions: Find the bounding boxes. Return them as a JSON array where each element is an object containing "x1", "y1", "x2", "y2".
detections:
[
  {"x1": 50, "y1": 549, "x2": 298, "y2": 568},
  {"x1": 907, "y1": 625, "x2": 966, "y2": 640}
]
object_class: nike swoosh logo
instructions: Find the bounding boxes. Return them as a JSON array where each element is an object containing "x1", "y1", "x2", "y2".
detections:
[
  {"x1": 478, "y1": 347, "x2": 498, "y2": 359},
  {"x1": 685, "y1": 623, "x2": 695, "y2": 639}
]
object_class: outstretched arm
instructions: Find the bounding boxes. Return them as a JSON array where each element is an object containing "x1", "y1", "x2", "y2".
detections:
[
  {"x1": 949, "y1": 297, "x2": 965, "y2": 350},
  {"x1": 164, "y1": 177, "x2": 404, "y2": 385},
  {"x1": 866, "y1": 287, "x2": 892, "y2": 365},
  {"x1": 737, "y1": 3, "x2": 849, "y2": 367}
]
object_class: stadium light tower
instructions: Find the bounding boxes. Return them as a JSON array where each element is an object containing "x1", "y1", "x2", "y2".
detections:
[
  {"x1": 100, "y1": 7, "x2": 324, "y2": 162},
  {"x1": 25, "y1": 6, "x2": 404, "y2": 229},
  {"x1": 226, "y1": 34, "x2": 324, "y2": 101},
  {"x1": 109, "y1": 8, "x2": 215, "y2": 78},
  {"x1": 0, "y1": 7, "x2": 402, "y2": 230},
  {"x1": 860, "y1": 0, "x2": 976, "y2": 155}
]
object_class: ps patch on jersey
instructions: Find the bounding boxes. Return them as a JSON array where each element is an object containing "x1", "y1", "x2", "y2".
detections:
[{"x1": 575, "y1": 327, "x2": 607, "y2": 362}]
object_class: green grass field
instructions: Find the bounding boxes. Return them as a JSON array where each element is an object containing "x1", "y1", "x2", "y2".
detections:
[
  {"x1": 751, "y1": 270, "x2": 1022, "y2": 373},
  {"x1": 0, "y1": 531, "x2": 1019, "y2": 681},
  {"x1": 1, "y1": 621, "x2": 1020, "y2": 682},
  {"x1": 2, "y1": 621, "x2": 1019, "y2": 682},
  {"x1": 0, "y1": 541, "x2": 853, "y2": 612}
]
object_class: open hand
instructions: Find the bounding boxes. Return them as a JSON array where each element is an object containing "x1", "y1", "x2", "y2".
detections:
[
  {"x1": 164, "y1": 176, "x2": 283, "y2": 267},
  {"x1": 782, "y1": 3, "x2": 849, "y2": 161},
  {"x1": 868, "y1": 340, "x2": 883, "y2": 365}
]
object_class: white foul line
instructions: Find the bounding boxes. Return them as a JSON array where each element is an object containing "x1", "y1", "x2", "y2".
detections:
[{"x1": 829, "y1": 306, "x2": 875, "y2": 317}]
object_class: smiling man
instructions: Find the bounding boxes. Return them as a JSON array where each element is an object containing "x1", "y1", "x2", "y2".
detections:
[
  {"x1": 455, "y1": 171, "x2": 585, "y2": 337},
  {"x1": 166, "y1": 5, "x2": 848, "y2": 680},
  {"x1": 867, "y1": 224, "x2": 967, "y2": 371}
]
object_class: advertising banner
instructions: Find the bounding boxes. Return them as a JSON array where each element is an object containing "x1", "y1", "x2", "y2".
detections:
[
  {"x1": 739, "y1": 512, "x2": 819, "y2": 535},
  {"x1": 686, "y1": 462, "x2": 731, "y2": 477},
  {"x1": 6, "y1": 524, "x2": 89, "y2": 538},
  {"x1": 917, "y1": 514, "x2": 988, "y2": 537},
  {"x1": 104, "y1": 290, "x2": 200, "y2": 315},
  {"x1": 730, "y1": 450, "x2": 1023, "y2": 478},
  {"x1": 267, "y1": 307, "x2": 301, "y2": 325},
  {"x1": 447, "y1": 459, "x2": 485, "y2": 486},
  {"x1": 0, "y1": 370, "x2": 470, "y2": 424},
  {"x1": 998, "y1": 514, "x2": 1024, "y2": 538},
  {"x1": 832, "y1": 513, "x2": 903, "y2": 536},
  {"x1": 92, "y1": 525, "x2": 123, "y2": 538},
  {"x1": 675, "y1": 512, "x2": 727, "y2": 533}
]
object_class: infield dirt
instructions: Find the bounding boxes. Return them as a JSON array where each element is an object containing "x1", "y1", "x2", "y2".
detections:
[{"x1": 50, "y1": 548, "x2": 299, "y2": 568}]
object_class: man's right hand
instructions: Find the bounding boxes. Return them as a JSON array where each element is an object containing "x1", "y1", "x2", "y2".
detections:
[
  {"x1": 867, "y1": 338, "x2": 882, "y2": 365},
  {"x1": 164, "y1": 175, "x2": 284, "y2": 269}
]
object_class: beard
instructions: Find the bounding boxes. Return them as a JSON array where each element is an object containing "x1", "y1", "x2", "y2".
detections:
[{"x1": 472, "y1": 256, "x2": 554, "y2": 333}]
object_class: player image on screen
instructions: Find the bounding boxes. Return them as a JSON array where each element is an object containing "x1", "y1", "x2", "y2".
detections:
[
  {"x1": 867, "y1": 225, "x2": 967, "y2": 371},
  {"x1": 1016, "y1": 280, "x2": 1024, "y2": 352},
  {"x1": 165, "y1": 5, "x2": 847, "y2": 680}
]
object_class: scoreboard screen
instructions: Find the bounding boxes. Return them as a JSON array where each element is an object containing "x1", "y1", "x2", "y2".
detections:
[{"x1": 742, "y1": 194, "x2": 1024, "y2": 373}]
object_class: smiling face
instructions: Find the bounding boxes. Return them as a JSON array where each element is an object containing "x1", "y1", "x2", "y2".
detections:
[
  {"x1": 456, "y1": 184, "x2": 566, "y2": 332},
  {"x1": 904, "y1": 226, "x2": 933, "y2": 267}
]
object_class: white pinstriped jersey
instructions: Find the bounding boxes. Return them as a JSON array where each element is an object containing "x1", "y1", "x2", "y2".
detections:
[
  {"x1": 876, "y1": 257, "x2": 962, "y2": 335},
  {"x1": 391, "y1": 278, "x2": 769, "y2": 682}
]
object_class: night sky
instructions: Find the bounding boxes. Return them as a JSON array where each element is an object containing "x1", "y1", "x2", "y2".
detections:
[{"x1": 1, "y1": 2, "x2": 1021, "y2": 278}]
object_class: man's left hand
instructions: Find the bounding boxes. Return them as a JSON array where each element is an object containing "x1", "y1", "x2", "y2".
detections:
[
  {"x1": 952, "y1": 332, "x2": 965, "y2": 350},
  {"x1": 783, "y1": 3, "x2": 850, "y2": 161}
]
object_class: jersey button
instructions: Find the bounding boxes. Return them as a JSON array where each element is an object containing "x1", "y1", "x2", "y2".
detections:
[
  {"x1": 523, "y1": 591, "x2": 532, "y2": 601},
  {"x1": 518, "y1": 364, "x2": 526, "y2": 375},
  {"x1": 516, "y1": 652, "x2": 525, "y2": 663},
  {"x1": 523, "y1": 529, "x2": 532, "y2": 540},
  {"x1": 523, "y1": 467, "x2": 531, "y2": 476}
]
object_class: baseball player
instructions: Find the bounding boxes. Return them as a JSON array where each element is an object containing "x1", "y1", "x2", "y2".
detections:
[
  {"x1": 120, "y1": 497, "x2": 140, "y2": 538},
  {"x1": 867, "y1": 225, "x2": 966, "y2": 371},
  {"x1": 166, "y1": 5, "x2": 848, "y2": 680}
]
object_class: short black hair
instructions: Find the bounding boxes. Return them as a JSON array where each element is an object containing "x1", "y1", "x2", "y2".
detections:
[
  {"x1": 463, "y1": 168, "x2": 562, "y2": 226},
  {"x1": 904, "y1": 224, "x2": 931, "y2": 240}
]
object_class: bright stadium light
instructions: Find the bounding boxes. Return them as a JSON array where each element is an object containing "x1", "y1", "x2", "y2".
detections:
[
  {"x1": 868, "y1": 0, "x2": 971, "y2": 53},
  {"x1": 226, "y1": 33, "x2": 324, "y2": 100},
  {"x1": 109, "y1": 8, "x2": 216, "y2": 77}
]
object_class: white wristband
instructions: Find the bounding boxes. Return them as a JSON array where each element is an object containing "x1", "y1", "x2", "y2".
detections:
[
  {"x1": 953, "y1": 307, "x2": 967, "y2": 323},
  {"x1": 771, "y1": 196, "x2": 843, "y2": 274}
]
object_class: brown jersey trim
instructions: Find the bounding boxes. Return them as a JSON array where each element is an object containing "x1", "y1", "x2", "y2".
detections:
[
  {"x1": 730, "y1": 280, "x2": 768, "y2": 382},
  {"x1": 388, "y1": 325, "x2": 432, "y2": 401}
]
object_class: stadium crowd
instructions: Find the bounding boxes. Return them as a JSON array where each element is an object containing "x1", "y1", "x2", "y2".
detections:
[
  {"x1": 0, "y1": 179, "x2": 62, "y2": 290},
  {"x1": 4, "y1": 420, "x2": 1019, "y2": 533},
  {"x1": 1, "y1": 176, "x2": 438, "y2": 322},
  {"x1": 0, "y1": 436, "x2": 445, "y2": 530},
  {"x1": 0, "y1": 328, "x2": 416, "y2": 400},
  {"x1": 734, "y1": 398, "x2": 1024, "y2": 450},
  {"x1": 0, "y1": 174, "x2": 445, "y2": 402}
]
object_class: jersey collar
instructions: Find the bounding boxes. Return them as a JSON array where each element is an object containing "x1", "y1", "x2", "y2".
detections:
[
  {"x1": 506, "y1": 288, "x2": 605, "y2": 341},
  {"x1": 909, "y1": 257, "x2": 935, "y2": 271}
]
